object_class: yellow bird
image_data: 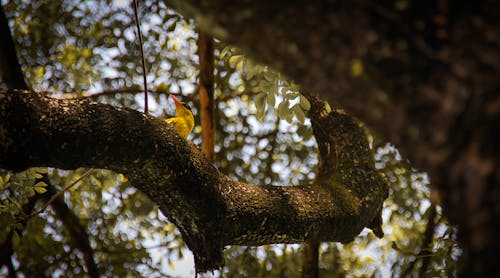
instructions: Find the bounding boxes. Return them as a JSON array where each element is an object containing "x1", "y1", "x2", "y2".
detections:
[
  {"x1": 120, "y1": 95, "x2": 194, "y2": 183},
  {"x1": 165, "y1": 95, "x2": 194, "y2": 139}
]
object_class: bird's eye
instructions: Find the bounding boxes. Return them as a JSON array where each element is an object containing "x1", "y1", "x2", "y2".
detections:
[{"x1": 182, "y1": 103, "x2": 192, "y2": 111}]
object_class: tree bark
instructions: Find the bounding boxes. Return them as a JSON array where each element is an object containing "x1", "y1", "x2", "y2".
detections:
[
  {"x1": 165, "y1": 1, "x2": 500, "y2": 275},
  {"x1": 0, "y1": 89, "x2": 388, "y2": 273}
]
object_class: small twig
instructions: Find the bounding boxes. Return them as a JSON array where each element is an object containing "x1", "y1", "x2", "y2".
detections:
[
  {"x1": 401, "y1": 204, "x2": 438, "y2": 277},
  {"x1": 133, "y1": 0, "x2": 148, "y2": 114},
  {"x1": 30, "y1": 168, "x2": 95, "y2": 218}
]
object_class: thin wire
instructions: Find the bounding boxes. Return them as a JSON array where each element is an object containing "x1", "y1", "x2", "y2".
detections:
[{"x1": 133, "y1": 0, "x2": 148, "y2": 114}]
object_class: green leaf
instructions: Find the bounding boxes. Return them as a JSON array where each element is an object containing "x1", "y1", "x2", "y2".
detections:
[
  {"x1": 259, "y1": 80, "x2": 272, "y2": 92},
  {"x1": 285, "y1": 92, "x2": 299, "y2": 99},
  {"x1": 256, "y1": 106, "x2": 265, "y2": 122},
  {"x1": 271, "y1": 80, "x2": 279, "y2": 96},
  {"x1": 229, "y1": 55, "x2": 243, "y2": 68},
  {"x1": 366, "y1": 230, "x2": 377, "y2": 241},
  {"x1": 255, "y1": 92, "x2": 267, "y2": 109},
  {"x1": 34, "y1": 186, "x2": 47, "y2": 194},
  {"x1": 35, "y1": 167, "x2": 48, "y2": 174},
  {"x1": 246, "y1": 66, "x2": 260, "y2": 80},
  {"x1": 103, "y1": 177, "x2": 116, "y2": 190},
  {"x1": 263, "y1": 70, "x2": 276, "y2": 82},
  {"x1": 34, "y1": 181, "x2": 47, "y2": 187},
  {"x1": 3, "y1": 174, "x2": 10, "y2": 183},
  {"x1": 27, "y1": 188, "x2": 35, "y2": 198},
  {"x1": 324, "y1": 101, "x2": 332, "y2": 113},
  {"x1": 267, "y1": 92, "x2": 276, "y2": 107},
  {"x1": 236, "y1": 59, "x2": 244, "y2": 72},
  {"x1": 294, "y1": 105, "x2": 306, "y2": 123},
  {"x1": 297, "y1": 125, "x2": 312, "y2": 139},
  {"x1": 277, "y1": 101, "x2": 289, "y2": 119},
  {"x1": 299, "y1": 95, "x2": 311, "y2": 111},
  {"x1": 220, "y1": 47, "x2": 230, "y2": 59},
  {"x1": 255, "y1": 93, "x2": 267, "y2": 122}
]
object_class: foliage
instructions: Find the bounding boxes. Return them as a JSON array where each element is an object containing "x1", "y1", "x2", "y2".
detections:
[
  {"x1": 223, "y1": 48, "x2": 310, "y2": 126},
  {"x1": 1, "y1": 0, "x2": 458, "y2": 277}
]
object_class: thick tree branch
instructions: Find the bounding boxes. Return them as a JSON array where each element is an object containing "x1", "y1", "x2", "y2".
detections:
[
  {"x1": 165, "y1": 1, "x2": 500, "y2": 275},
  {"x1": 0, "y1": 90, "x2": 388, "y2": 272}
]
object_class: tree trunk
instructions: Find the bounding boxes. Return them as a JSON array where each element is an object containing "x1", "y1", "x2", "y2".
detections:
[{"x1": 198, "y1": 30, "x2": 216, "y2": 161}]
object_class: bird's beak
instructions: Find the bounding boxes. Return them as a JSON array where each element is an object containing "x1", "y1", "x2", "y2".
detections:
[{"x1": 171, "y1": 95, "x2": 182, "y2": 106}]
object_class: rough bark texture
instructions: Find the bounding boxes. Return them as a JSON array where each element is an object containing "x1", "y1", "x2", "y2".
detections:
[
  {"x1": 0, "y1": 90, "x2": 388, "y2": 272},
  {"x1": 166, "y1": 0, "x2": 500, "y2": 275}
]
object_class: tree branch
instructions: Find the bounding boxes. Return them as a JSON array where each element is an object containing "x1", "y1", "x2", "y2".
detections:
[
  {"x1": 418, "y1": 204, "x2": 437, "y2": 277},
  {"x1": 41, "y1": 180, "x2": 100, "y2": 278},
  {"x1": 0, "y1": 230, "x2": 16, "y2": 277},
  {"x1": 0, "y1": 4, "x2": 28, "y2": 89},
  {"x1": 301, "y1": 242, "x2": 319, "y2": 278},
  {"x1": 31, "y1": 169, "x2": 94, "y2": 217},
  {"x1": 402, "y1": 203, "x2": 438, "y2": 277},
  {"x1": 0, "y1": 89, "x2": 388, "y2": 272}
]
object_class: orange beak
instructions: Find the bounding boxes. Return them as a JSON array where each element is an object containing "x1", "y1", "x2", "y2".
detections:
[{"x1": 171, "y1": 95, "x2": 182, "y2": 106}]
